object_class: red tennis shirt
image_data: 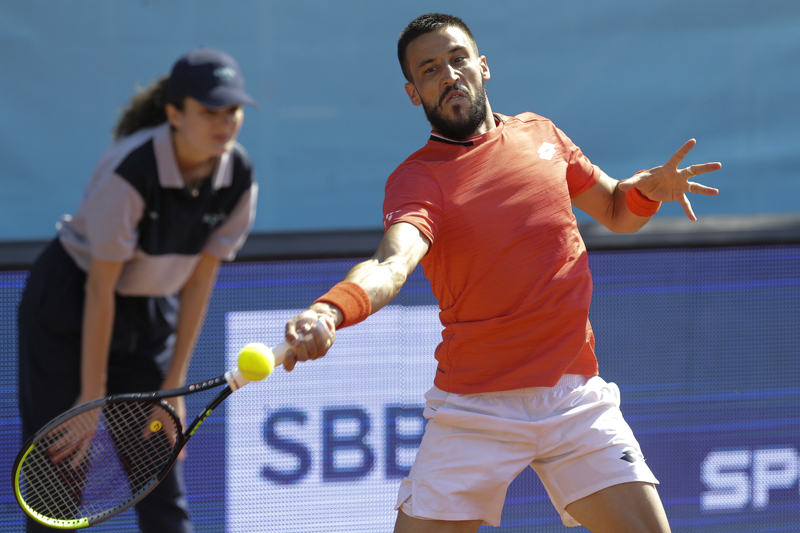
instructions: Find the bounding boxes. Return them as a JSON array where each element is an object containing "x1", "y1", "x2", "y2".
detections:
[{"x1": 383, "y1": 112, "x2": 601, "y2": 393}]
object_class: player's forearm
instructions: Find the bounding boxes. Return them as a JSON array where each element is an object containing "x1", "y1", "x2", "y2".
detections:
[
  {"x1": 308, "y1": 222, "x2": 428, "y2": 329},
  {"x1": 80, "y1": 282, "x2": 116, "y2": 401},
  {"x1": 344, "y1": 257, "x2": 409, "y2": 314},
  {"x1": 165, "y1": 295, "x2": 205, "y2": 390},
  {"x1": 337, "y1": 224, "x2": 427, "y2": 321},
  {"x1": 165, "y1": 255, "x2": 220, "y2": 389},
  {"x1": 608, "y1": 182, "x2": 654, "y2": 233},
  {"x1": 305, "y1": 258, "x2": 404, "y2": 329},
  {"x1": 575, "y1": 172, "x2": 655, "y2": 233}
]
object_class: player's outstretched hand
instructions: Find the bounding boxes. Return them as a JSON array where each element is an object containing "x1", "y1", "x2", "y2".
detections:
[
  {"x1": 618, "y1": 139, "x2": 722, "y2": 221},
  {"x1": 284, "y1": 310, "x2": 335, "y2": 371}
]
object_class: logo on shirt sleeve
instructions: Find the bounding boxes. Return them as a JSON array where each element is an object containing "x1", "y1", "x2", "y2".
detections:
[
  {"x1": 384, "y1": 210, "x2": 402, "y2": 228},
  {"x1": 538, "y1": 142, "x2": 556, "y2": 161}
]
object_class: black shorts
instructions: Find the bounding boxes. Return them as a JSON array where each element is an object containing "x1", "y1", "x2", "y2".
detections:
[
  {"x1": 17, "y1": 238, "x2": 179, "y2": 437},
  {"x1": 17, "y1": 238, "x2": 192, "y2": 533}
]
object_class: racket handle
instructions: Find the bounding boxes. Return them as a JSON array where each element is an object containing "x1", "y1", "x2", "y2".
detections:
[
  {"x1": 271, "y1": 316, "x2": 333, "y2": 367},
  {"x1": 271, "y1": 341, "x2": 291, "y2": 367}
]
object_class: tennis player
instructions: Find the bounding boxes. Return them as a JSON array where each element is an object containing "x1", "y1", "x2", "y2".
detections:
[
  {"x1": 17, "y1": 48, "x2": 257, "y2": 533},
  {"x1": 284, "y1": 13, "x2": 721, "y2": 533}
]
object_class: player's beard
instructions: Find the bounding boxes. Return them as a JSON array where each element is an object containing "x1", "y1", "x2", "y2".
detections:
[{"x1": 423, "y1": 82, "x2": 488, "y2": 142}]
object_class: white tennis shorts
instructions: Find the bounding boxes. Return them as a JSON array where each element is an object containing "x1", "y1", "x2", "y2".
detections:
[{"x1": 395, "y1": 374, "x2": 658, "y2": 527}]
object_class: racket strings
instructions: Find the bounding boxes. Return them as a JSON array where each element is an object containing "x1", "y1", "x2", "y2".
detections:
[{"x1": 19, "y1": 401, "x2": 180, "y2": 522}]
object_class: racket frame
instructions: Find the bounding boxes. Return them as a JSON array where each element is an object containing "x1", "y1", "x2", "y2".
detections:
[{"x1": 13, "y1": 368, "x2": 249, "y2": 529}]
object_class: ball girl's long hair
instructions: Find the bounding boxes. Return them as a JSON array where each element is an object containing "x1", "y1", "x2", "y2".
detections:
[{"x1": 113, "y1": 76, "x2": 184, "y2": 140}]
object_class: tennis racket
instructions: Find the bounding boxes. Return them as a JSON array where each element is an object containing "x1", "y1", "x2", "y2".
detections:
[{"x1": 12, "y1": 332, "x2": 302, "y2": 530}]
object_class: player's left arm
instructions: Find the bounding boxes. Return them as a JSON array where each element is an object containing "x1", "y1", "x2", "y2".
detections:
[{"x1": 572, "y1": 138, "x2": 722, "y2": 232}]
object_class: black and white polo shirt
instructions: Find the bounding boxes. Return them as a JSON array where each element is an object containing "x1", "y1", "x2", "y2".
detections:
[{"x1": 58, "y1": 122, "x2": 257, "y2": 296}]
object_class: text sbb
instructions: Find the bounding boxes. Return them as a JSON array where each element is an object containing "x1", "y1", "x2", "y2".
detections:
[{"x1": 262, "y1": 406, "x2": 425, "y2": 484}]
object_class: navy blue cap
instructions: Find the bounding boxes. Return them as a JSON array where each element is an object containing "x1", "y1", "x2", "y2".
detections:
[{"x1": 165, "y1": 48, "x2": 257, "y2": 109}]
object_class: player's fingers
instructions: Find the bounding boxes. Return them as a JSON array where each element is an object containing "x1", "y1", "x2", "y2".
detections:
[
  {"x1": 617, "y1": 173, "x2": 649, "y2": 191},
  {"x1": 685, "y1": 162, "x2": 722, "y2": 177},
  {"x1": 680, "y1": 194, "x2": 697, "y2": 221},
  {"x1": 318, "y1": 314, "x2": 336, "y2": 340},
  {"x1": 294, "y1": 323, "x2": 320, "y2": 360},
  {"x1": 688, "y1": 181, "x2": 719, "y2": 196},
  {"x1": 46, "y1": 424, "x2": 69, "y2": 441},
  {"x1": 68, "y1": 439, "x2": 92, "y2": 470},
  {"x1": 285, "y1": 318, "x2": 301, "y2": 344},
  {"x1": 619, "y1": 167, "x2": 655, "y2": 191},
  {"x1": 52, "y1": 430, "x2": 85, "y2": 467},
  {"x1": 307, "y1": 320, "x2": 334, "y2": 357},
  {"x1": 665, "y1": 138, "x2": 696, "y2": 169},
  {"x1": 283, "y1": 352, "x2": 297, "y2": 372},
  {"x1": 290, "y1": 342, "x2": 310, "y2": 363},
  {"x1": 286, "y1": 310, "x2": 320, "y2": 346},
  {"x1": 46, "y1": 428, "x2": 78, "y2": 462},
  {"x1": 306, "y1": 338, "x2": 330, "y2": 359},
  {"x1": 47, "y1": 439, "x2": 73, "y2": 464}
]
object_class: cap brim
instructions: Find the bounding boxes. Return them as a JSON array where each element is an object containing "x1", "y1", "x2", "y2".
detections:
[{"x1": 194, "y1": 86, "x2": 259, "y2": 109}]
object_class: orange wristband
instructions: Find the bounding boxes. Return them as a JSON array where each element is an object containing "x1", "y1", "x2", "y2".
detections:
[
  {"x1": 625, "y1": 187, "x2": 661, "y2": 218},
  {"x1": 314, "y1": 281, "x2": 372, "y2": 328}
]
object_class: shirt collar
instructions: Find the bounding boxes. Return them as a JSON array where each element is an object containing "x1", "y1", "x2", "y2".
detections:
[
  {"x1": 153, "y1": 122, "x2": 233, "y2": 191},
  {"x1": 428, "y1": 114, "x2": 505, "y2": 147}
]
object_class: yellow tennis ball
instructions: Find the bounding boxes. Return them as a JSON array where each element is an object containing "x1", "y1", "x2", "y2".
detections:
[{"x1": 238, "y1": 343, "x2": 275, "y2": 381}]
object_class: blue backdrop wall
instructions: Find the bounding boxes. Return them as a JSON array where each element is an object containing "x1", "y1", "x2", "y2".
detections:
[{"x1": 1, "y1": 0, "x2": 798, "y2": 241}]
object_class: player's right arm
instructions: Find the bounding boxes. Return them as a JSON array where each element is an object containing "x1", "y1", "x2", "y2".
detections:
[
  {"x1": 77, "y1": 258, "x2": 124, "y2": 404},
  {"x1": 283, "y1": 222, "x2": 430, "y2": 370},
  {"x1": 47, "y1": 258, "x2": 124, "y2": 467}
]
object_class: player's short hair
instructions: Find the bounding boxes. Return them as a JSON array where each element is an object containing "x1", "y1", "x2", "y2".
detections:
[{"x1": 397, "y1": 13, "x2": 478, "y2": 82}]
